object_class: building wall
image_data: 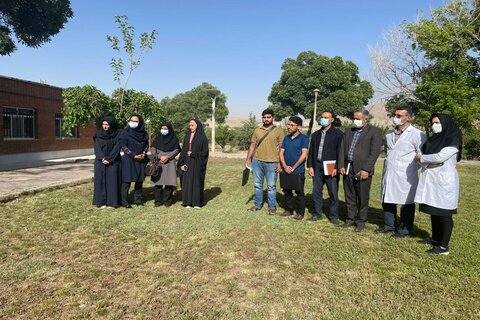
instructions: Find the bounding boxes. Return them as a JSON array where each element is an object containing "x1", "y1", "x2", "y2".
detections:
[{"x1": 0, "y1": 75, "x2": 96, "y2": 155}]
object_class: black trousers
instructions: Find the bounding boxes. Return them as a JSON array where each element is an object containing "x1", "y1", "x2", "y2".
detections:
[
  {"x1": 343, "y1": 173, "x2": 373, "y2": 227},
  {"x1": 283, "y1": 175, "x2": 306, "y2": 215},
  {"x1": 382, "y1": 202, "x2": 415, "y2": 235},
  {"x1": 121, "y1": 181, "x2": 143, "y2": 206},
  {"x1": 431, "y1": 215, "x2": 453, "y2": 248},
  {"x1": 154, "y1": 185, "x2": 174, "y2": 205},
  {"x1": 313, "y1": 167, "x2": 339, "y2": 220}
]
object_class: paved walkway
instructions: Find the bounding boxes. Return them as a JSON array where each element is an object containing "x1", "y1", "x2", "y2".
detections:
[{"x1": 0, "y1": 151, "x2": 246, "y2": 202}]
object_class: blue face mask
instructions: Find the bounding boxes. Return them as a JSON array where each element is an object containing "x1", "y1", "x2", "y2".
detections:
[
  {"x1": 160, "y1": 129, "x2": 169, "y2": 136},
  {"x1": 319, "y1": 118, "x2": 330, "y2": 127}
]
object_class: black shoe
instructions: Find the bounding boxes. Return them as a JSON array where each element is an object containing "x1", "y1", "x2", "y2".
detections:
[
  {"x1": 355, "y1": 225, "x2": 365, "y2": 232},
  {"x1": 308, "y1": 214, "x2": 322, "y2": 222},
  {"x1": 339, "y1": 222, "x2": 355, "y2": 228},
  {"x1": 374, "y1": 227, "x2": 394, "y2": 234},
  {"x1": 154, "y1": 203, "x2": 163, "y2": 207},
  {"x1": 164, "y1": 202, "x2": 172, "y2": 208},
  {"x1": 391, "y1": 232, "x2": 409, "y2": 238},
  {"x1": 329, "y1": 219, "x2": 340, "y2": 225},
  {"x1": 122, "y1": 204, "x2": 132, "y2": 209},
  {"x1": 134, "y1": 203, "x2": 144, "y2": 206},
  {"x1": 426, "y1": 245, "x2": 449, "y2": 255}
]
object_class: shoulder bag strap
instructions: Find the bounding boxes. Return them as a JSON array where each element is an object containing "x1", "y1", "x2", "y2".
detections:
[{"x1": 251, "y1": 126, "x2": 276, "y2": 160}]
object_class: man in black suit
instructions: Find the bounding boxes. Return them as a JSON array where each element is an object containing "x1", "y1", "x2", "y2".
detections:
[{"x1": 338, "y1": 109, "x2": 382, "y2": 232}]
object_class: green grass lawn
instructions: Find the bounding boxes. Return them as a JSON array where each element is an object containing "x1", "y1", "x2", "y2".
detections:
[{"x1": 1, "y1": 158, "x2": 479, "y2": 319}]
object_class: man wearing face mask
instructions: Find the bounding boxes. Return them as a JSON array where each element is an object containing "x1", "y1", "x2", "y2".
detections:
[
  {"x1": 377, "y1": 106, "x2": 426, "y2": 237},
  {"x1": 307, "y1": 110, "x2": 343, "y2": 223},
  {"x1": 338, "y1": 109, "x2": 382, "y2": 232}
]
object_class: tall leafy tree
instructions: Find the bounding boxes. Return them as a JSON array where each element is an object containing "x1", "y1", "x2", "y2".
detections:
[
  {"x1": 164, "y1": 82, "x2": 229, "y2": 133},
  {"x1": 0, "y1": 0, "x2": 73, "y2": 55},
  {"x1": 269, "y1": 51, "x2": 373, "y2": 134},
  {"x1": 407, "y1": 0, "x2": 480, "y2": 131}
]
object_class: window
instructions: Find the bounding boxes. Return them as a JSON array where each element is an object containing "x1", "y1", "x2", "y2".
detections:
[
  {"x1": 3, "y1": 107, "x2": 36, "y2": 139},
  {"x1": 55, "y1": 113, "x2": 78, "y2": 138}
]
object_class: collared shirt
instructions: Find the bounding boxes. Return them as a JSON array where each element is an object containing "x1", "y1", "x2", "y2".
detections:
[
  {"x1": 347, "y1": 128, "x2": 363, "y2": 161},
  {"x1": 251, "y1": 126, "x2": 285, "y2": 162},
  {"x1": 281, "y1": 132, "x2": 309, "y2": 174},
  {"x1": 316, "y1": 133, "x2": 326, "y2": 161}
]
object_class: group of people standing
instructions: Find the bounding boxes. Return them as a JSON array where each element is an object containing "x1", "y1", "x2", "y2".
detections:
[
  {"x1": 92, "y1": 115, "x2": 209, "y2": 210},
  {"x1": 245, "y1": 107, "x2": 462, "y2": 255}
]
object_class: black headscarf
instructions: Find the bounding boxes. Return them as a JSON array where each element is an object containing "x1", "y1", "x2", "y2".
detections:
[
  {"x1": 187, "y1": 119, "x2": 207, "y2": 154},
  {"x1": 94, "y1": 116, "x2": 119, "y2": 154},
  {"x1": 178, "y1": 119, "x2": 209, "y2": 169},
  {"x1": 124, "y1": 113, "x2": 148, "y2": 142},
  {"x1": 151, "y1": 122, "x2": 180, "y2": 152},
  {"x1": 422, "y1": 113, "x2": 463, "y2": 162}
]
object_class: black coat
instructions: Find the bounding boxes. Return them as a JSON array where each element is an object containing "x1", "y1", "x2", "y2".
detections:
[
  {"x1": 307, "y1": 126, "x2": 344, "y2": 170},
  {"x1": 92, "y1": 133, "x2": 122, "y2": 207},
  {"x1": 178, "y1": 120, "x2": 209, "y2": 207},
  {"x1": 119, "y1": 130, "x2": 149, "y2": 183}
]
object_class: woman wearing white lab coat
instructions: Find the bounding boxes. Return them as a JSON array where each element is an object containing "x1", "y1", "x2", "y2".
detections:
[
  {"x1": 379, "y1": 111, "x2": 426, "y2": 236},
  {"x1": 415, "y1": 114, "x2": 462, "y2": 255}
]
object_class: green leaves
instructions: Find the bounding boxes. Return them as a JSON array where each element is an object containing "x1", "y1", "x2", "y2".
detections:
[
  {"x1": 269, "y1": 51, "x2": 373, "y2": 123},
  {"x1": 164, "y1": 83, "x2": 229, "y2": 134},
  {"x1": 406, "y1": 0, "x2": 480, "y2": 131},
  {"x1": 0, "y1": 0, "x2": 73, "y2": 55}
]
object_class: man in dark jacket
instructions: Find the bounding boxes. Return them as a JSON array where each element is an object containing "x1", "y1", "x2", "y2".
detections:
[
  {"x1": 307, "y1": 111, "x2": 344, "y2": 224},
  {"x1": 338, "y1": 109, "x2": 382, "y2": 232}
]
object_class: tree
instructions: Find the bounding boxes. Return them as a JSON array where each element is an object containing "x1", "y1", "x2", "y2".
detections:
[
  {"x1": 164, "y1": 82, "x2": 229, "y2": 133},
  {"x1": 62, "y1": 85, "x2": 115, "y2": 132},
  {"x1": 215, "y1": 125, "x2": 238, "y2": 151},
  {"x1": 408, "y1": 0, "x2": 480, "y2": 130},
  {"x1": 268, "y1": 51, "x2": 373, "y2": 134},
  {"x1": 235, "y1": 113, "x2": 259, "y2": 150},
  {"x1": 107, "y1": 15, "x2": 158, "y2": 115},
  {"x1": 369, "y1": 24, "x2": 429, "y2": 109},
  {"x1": 0, "y1": 0, "x2": 73, "y2": 55}
]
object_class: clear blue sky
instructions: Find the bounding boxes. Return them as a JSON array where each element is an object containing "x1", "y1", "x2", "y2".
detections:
[{"x1": 0, "y1": 0, "x2": 443, "y2": 117}]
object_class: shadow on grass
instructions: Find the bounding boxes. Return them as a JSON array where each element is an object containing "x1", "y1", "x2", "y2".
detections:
[{"x1": 204, "y1": 187, "x2": 222, "y2": 204}]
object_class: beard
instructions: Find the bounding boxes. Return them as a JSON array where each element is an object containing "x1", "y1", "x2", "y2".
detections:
[{"x1": 263, "y1": 119, "x2": 272, "y2": 126}]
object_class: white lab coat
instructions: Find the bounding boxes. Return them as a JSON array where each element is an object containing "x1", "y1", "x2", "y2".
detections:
[
  {"x1": 415, "y1": 146, "x2": 459, "y2": 210},
  {"x1": 381, "y1": 125, "x2": 427, "y2": 204}
]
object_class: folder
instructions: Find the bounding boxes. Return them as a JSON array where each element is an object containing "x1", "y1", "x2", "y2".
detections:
[
  {"x1": 242, "y1": 168, "x2": 251, "y2": 186},
  {"x1": 323, "y1": 160, "x2": 336, "y2": 176}
]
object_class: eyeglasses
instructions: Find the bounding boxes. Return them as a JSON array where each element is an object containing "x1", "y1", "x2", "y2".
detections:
[{"x1": 394, "y1": 114, "x2": 406, "y2": 118}]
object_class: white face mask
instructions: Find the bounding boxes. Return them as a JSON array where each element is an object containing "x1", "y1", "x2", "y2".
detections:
[
  {"x1": 353, "y1": 119, "x2": 363, "y2": 128},
  {"x1": 393, "y1": 117, "x2": 404, "y2": 126},
  {"x1": 431, "y1": 123, "x2": 442, "y2": 134},
  {"x1": 319, "y1": 118, "x2": 330, "y2": 127},
  {"x1": 128, "y1": 121, "x2": 139, "y2": 129},
  {"x1": 160, "y1": 129, "x2": 169, "y2": 135}
]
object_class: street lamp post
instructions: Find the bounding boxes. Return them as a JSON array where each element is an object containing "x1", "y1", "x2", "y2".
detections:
[
  {"x1": 312, "y1": 88, "x2": 320, "y2": 133},
  {"x1": 206, "y1": 89, "x2": 220, "y2": 153}
]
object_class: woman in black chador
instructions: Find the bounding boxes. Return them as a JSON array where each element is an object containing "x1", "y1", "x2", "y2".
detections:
[
  {"x1": 178, "y1": 119, "x2": 209, "y2": 208},
  {"x1": 119, "y1": 114, "x2": 149, "y2": 208},
  {"x1": 150, "y1": 122, "x2": 181, "y2": 207},
  {"x1": 93, "y1": 116, "x2": 121, "y2": 208}
]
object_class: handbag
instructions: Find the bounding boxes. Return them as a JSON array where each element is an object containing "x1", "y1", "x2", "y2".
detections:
[{"x1": 145, "y1": 152, "x2": 162, "y2": 178}]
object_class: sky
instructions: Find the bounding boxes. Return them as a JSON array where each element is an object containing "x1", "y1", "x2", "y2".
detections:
[{"x1": 0, "y1": 0, "x2": 445, "y2": 117}]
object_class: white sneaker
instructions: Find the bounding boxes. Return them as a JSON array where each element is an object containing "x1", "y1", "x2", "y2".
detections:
[
  {"x1": 186, "y1": 206, "x2": 192, "y2": 209},
  {"x1": 194, "y1": 206, "x2": 201, "y2": 209}
]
